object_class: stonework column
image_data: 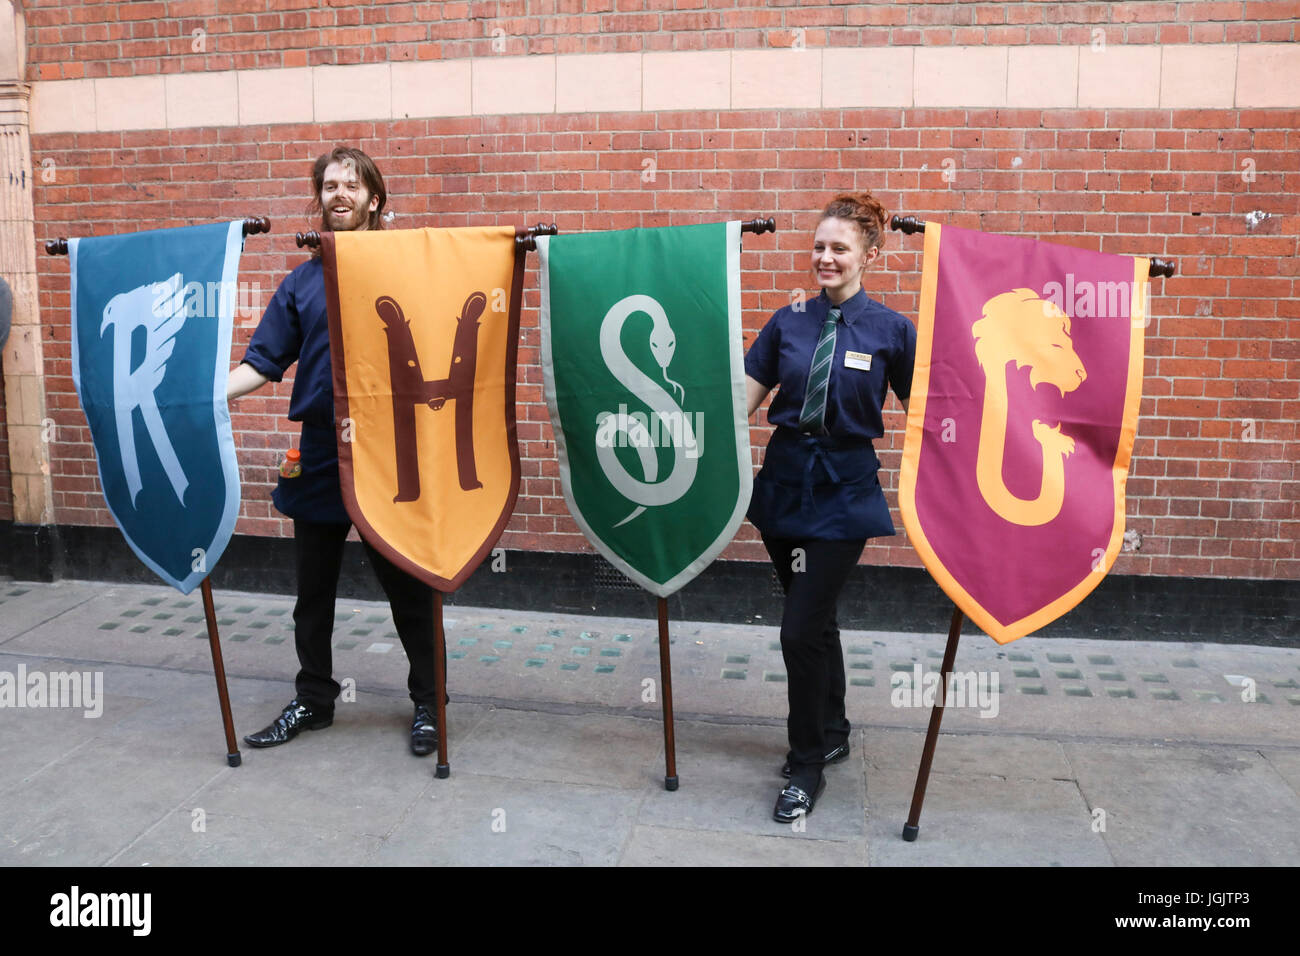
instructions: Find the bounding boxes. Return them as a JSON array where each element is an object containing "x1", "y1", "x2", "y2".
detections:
[{"x1": 2, "y1": 0, "x2": 57, "y2": 577}]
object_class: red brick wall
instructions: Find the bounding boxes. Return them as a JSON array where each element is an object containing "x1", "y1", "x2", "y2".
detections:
[
  {"x1": 30, "y1": 102, "x2": 1300, "y2": 578},
  {"x1": 23, "y1": 0, "x2": 1300, "y2": 81}
]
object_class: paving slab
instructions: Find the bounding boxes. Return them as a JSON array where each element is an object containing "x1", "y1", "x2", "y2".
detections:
[
  {"x1": 369, "y1": 773, "x2": 641, "y2": 866},
  {"x1": 1260, "y1": 749, "x2": 1300, "y2": 795},
  {"x1": 194, "y1": 697, "x2": 491, "y2": 839},
  {"x1": 452, "y1": 707, "x2": 667, "y2": 790},
  {"x1": 0, "y1": 581, "x2": 99, "y2": 642},
  {"x1": 865, "y1": 766, "x2": 1114, "y2": 866},
  {"x1": 0, "y1": 661, "x2": 153, "y2": 788},
  {"x1": 111, "y1": 809, "x2": 385, "y2": 867},
  {"x1": 0, "y1": 728, "x2": 228, "y2": 866},
  {"x1": 865, "y1": 726, "x2": 1075, "y2": 780},
  {"x1": 1065, "y1": 742, "x2": 1300, "y2": 867},
  {"x1": 619, "y1": 824, "x2": 866, "y2": 866}
]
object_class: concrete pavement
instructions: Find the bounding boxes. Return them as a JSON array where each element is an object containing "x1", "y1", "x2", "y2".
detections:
[{"x1": 1, "y1": 577, "x2": 1297, "y2": 866}]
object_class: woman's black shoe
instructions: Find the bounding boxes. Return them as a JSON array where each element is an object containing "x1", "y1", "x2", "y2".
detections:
[
  {"x1": 410, "y1": 703, "x2": 439, "y2": 756},
  {"x1": 773, "y1": 776, "x2": 826, "y2": 823},
  {"x1": 781, "y1": 740, "x2": 850, "y2": 778},
  {"x1": 243, "y1": 699, "x2": 333, "y2": 748}
]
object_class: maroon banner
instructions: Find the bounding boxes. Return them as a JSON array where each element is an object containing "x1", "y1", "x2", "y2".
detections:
[{"x1": 900, "y1": 223, "x2": 1149, "y2": 643}]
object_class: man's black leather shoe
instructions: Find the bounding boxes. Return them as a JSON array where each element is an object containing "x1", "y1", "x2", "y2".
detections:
[
  {"x1": 781, "y1": 740, "x2": 850, "y2": 778},
  {"x1": 773, "y1": 776, "x2": 826, "y2": 823},
  {"x1": 243, "y1": 699, "x2": 333, "y2": 748},
  {"x1": 410, "y1": 703, "x2": 438, "y2": 756}
]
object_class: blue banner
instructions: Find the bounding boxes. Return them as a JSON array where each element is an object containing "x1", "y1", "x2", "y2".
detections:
[{"x1": 70, "y1": 221, "x2": 244, "y2": 594}]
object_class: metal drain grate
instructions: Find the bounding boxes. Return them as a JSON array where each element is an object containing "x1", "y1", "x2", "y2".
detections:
[{"x1": 593, "y1": 557, "x2": 640, "y2": 591}]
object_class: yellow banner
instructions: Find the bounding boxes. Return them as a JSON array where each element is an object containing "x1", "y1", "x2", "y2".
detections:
[{"x1": 322, "y1": 226, "x2": 524, "y2": 590}]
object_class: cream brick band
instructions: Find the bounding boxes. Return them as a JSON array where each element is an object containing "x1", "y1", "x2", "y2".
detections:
[{"x1": 30, "y1": 43, "x2": 1300, "y2": 136}]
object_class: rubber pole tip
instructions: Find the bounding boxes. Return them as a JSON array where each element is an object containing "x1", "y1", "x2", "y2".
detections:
[
  {"x1": 227, "y1": 753, "x2": 242, "y2": 768},
  {"x1": 435, "y1": 764, "x2": 450, "y2": 779},
  {"x1": 902, "y1": 823, "x2": 920, "y2": 842},
  {"x1": 664, "y1": 776, "x2": 679, "y2": 792}
]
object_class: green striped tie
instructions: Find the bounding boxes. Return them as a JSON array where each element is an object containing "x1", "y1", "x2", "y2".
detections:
[{"x1": 797, "y1": 307, "x2": 840, "y2": 434}]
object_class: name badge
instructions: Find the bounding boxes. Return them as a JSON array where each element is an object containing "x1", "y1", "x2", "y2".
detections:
[{"x1": 844, "y1": 350, "x2": 873, "y2": 371}]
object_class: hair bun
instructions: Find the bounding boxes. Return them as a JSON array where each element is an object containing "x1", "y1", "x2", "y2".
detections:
[{"x1": 822, "y1": 192, "x2": 889, "y2": 250}]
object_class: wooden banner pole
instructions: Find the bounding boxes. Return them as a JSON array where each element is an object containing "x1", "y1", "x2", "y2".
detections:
[
  {"x1": 656, "y1": 597, "x2": 679, "y2": 791},
  {"x1": 433, "y1": 590, "x2": 450, "y2": 779},
  {"x1": 888, "y1": 215, "x2": 1177, "y2": 278},
  {"x1": 902, "y1": 604, "x2": 964, "y2": 841},
  {"x1": 199, "y1": 577, "x2": 241, "y2": 767}
]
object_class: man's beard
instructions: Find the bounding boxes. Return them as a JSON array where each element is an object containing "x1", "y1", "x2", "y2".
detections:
[{"x1": 321, "y1": 203, "x2": 369, "y2": 233}]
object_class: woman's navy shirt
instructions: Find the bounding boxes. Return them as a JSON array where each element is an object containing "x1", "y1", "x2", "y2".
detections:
[
  {"x1": 745, "y1": 288, "x2": 916, "y2": 439},
  {"x1": 744, "y1": 287, "x2": 916, "y2": 541},
  {"x1": 240, "y1": 257, "x2": 350, "y2": 524}
]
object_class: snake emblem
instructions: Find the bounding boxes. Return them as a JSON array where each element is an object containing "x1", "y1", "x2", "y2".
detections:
[{"x1": 595, "y1": 294, "x2": 698, "y2": 527}]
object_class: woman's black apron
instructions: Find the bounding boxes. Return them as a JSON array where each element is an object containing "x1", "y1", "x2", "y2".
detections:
[{"x1": 747, "y1": 426, "x2": 895, "y2": 542}]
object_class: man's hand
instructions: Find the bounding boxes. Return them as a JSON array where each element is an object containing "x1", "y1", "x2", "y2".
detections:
[
  {"x1": 227, "y1": 362, "x2": 269, "y2": 400},
  {"x1": 746, "y1": 375, "x2": 770, "y2": 419}
]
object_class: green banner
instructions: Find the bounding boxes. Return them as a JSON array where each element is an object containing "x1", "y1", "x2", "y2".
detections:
[{"x1": 539, "y1": 222, "x2": 752, "y2": 597}]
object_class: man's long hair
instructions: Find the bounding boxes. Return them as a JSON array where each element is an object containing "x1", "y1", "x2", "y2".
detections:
[{"x1": 308, "y1": 147, "x2": 387, "y2": 247}]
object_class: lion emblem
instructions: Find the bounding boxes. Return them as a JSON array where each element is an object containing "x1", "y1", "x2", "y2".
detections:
[{"x1": 971, "y1": 289, "x2": 1087, "y2": 526}]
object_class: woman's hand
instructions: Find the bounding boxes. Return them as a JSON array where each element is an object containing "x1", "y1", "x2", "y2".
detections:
[{"x1": 746, "y1": 376, "x2": 771, "y2": 419}]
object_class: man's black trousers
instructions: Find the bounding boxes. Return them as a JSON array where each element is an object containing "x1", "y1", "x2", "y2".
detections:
[{"x1": 292, "y1": 519, "x2": 441, "y2": 711}]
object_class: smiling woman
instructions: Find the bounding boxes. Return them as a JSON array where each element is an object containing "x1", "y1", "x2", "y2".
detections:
[{"x1": 743, "y1": 191, "x2": 917, "y2": 824}]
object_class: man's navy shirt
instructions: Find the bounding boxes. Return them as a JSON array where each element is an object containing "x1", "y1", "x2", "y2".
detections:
[
  {"x1": 242, "y1": 256, "x2": 334, "y2": 427},
  {"x1": 241, "y1": 256, "x2": 350, "y2": 523},
  {"x1": 745, "y1": 288, "x2": 917, "y2": 440}
]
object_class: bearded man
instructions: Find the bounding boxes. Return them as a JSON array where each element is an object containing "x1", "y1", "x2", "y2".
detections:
[{"x1": 227, "y1": 147, "x2": 441, "y2": 757}]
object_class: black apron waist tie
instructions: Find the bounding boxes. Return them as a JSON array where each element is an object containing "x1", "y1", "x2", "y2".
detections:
[{"x1": 801, "y1": 440, "x2": 842, "y2": 517}]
